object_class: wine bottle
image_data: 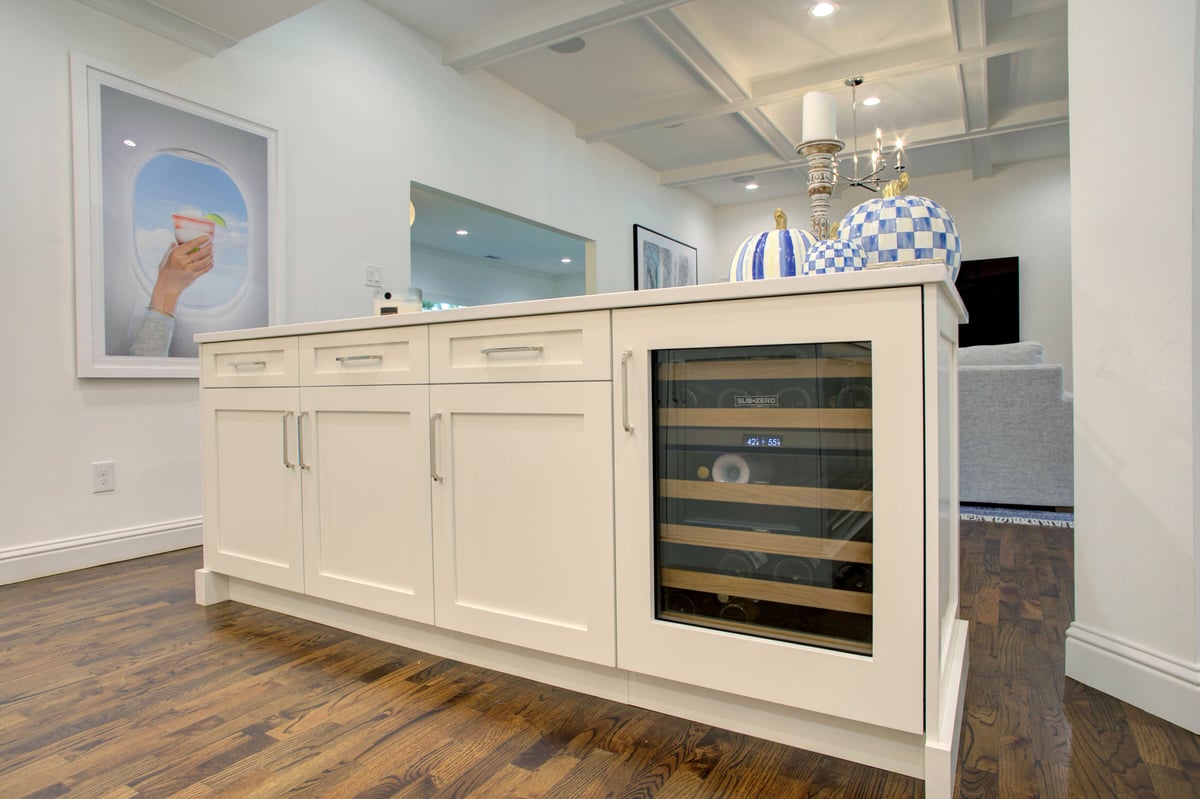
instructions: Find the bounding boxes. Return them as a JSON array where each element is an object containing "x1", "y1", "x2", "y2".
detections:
[
  {"x1": 717, "y1": 549, "x2": 768, "y2": 577},
  {"x1": 717, "y1": 598, "x2": 760, "y2": 623},
  {"x1": 833, "y1": 563, "x2": 873, "y2": 593}
]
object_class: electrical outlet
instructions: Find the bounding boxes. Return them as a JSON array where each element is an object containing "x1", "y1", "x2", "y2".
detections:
[
  {"x1": 364, "y1": 264, "x2": 383, "y2": 288},
  {"x1": 92, "y1": 461, "x2": 115, "y2": 493}
]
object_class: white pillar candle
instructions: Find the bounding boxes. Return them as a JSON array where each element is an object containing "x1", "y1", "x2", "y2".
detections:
[{"x1": 802, "y1": 92, "x2": 837, "y2": 142}]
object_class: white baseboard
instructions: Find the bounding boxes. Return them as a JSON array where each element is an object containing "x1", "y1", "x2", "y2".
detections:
[
  {"x1": 1066, "y1": 622, "x2": 1200, "y2": 734},
  {"x1": 0, "y1": 517, "x2": 202, "y2": 585}
]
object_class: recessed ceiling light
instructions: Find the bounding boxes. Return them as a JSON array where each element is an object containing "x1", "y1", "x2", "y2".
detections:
[
  {"x1": 456, "y1": 229, "x2": 469, "y2": 236},
  {"x1": 561, "y1": 257, "x2": 572, "y2": 263},
  {"x1": 123, "y1": 139, "x2": 137, "y2": 147},
  {"x1": 549, "y1": 37, "x2": 585, "y2": 54},
  {"x1": 862, "y1": 96, "x2": 881, "y2": 107},
  {"x1": 810, "y1": 2, "x2": 838, "y2": 18},
  {"x1": 745, "y1": 183, "x2": 760, "y2": 190}
]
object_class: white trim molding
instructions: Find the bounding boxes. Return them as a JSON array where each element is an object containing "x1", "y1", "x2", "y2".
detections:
[
  {"x1": 0, "y1": 518, "x2": 201, "y2": 586},
  {"x1": 1066, "y1": 622, "x2": 1200, "y2": 734}
]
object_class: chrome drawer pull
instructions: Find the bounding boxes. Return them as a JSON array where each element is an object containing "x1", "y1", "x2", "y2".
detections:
[
  {"x1": 297, "y1": 412, "x2": 311, "y2": 471},
  {"x1": 231, "y1": 360, "x2": 267, "y2": 369},
  {"x1": 430, "y1": 413, "x2": 443, "y2": 482},
  {"x1": 282, "y1": 412, "x2": 295, "y2": 469},
  {"x1": 480, "y1": 345, "x2": 543, "y2": 355},
  {"x1": 621, "y1": 350, "x2": 634, "y2": 433},
  {"x1": 335, "y1": 354, "x2": 383, "y2": 364}
]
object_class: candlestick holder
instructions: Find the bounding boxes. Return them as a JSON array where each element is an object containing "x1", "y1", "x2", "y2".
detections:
[{"x1": 796, "y1": 138, "x2": 844, "y2": 240}]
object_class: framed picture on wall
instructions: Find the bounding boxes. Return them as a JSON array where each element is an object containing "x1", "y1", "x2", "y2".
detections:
[
  {"x1": 70, "y1": 53, "x2": 280, "y2": 378},
  {"x1": 633, "y1": 224, "x2": 698, "y2": 290}
]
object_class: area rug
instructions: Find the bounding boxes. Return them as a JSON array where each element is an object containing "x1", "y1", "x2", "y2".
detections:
[{"x1": 960, "y1": 504, "x2": 1074, "y2": 528}]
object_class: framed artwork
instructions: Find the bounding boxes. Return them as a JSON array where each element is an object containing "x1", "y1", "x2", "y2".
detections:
[
  {"x1": 71, "y1": 54, "x2": 280, "y2": 378},
  {"x1": 634, "y1": 224, "x2": 698, "y2": 290}
]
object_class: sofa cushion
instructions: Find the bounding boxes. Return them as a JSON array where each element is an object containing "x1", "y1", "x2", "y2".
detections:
[{"x1": 959, "y1": 341, "x2": 1045, "y2": 366}]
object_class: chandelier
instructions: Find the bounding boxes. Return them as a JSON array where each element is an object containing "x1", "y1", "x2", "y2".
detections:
[
  {"x1": 836, "y1": 77, "x2": 905, "y2": 192},
  {"x1": 795, "y1": 76, "x2": 907, "y2": 239}
]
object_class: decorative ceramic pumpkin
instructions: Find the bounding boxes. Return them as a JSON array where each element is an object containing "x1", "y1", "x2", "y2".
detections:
[
  {"x1": 837, "y1": 194, "x2": 962, "y2": 280},
  {"x1": 802, "y1": 238, "x2": 867, "y2": 275},
  {"x1": 729, "y1": 208, "x2": 817, "y2": 281}
]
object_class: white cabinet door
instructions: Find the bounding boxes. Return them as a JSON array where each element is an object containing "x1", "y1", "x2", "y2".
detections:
[
  {"x1": 613, "y1": 289, "x2": 927, "y2": 734},
  {"x1": 300, "y1": 385, "x2": 434, "y2": 622},
  {"x1": 201, "y1": 387, "x2": 304, "y2": 592},
  {"x1": 430, "y1": 381, "x2": 615, "y2": 665}
]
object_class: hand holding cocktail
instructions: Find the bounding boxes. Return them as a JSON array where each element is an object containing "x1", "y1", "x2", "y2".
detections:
[{"x1": 149, "y1": 228, "x2": 215, "y2": 317}]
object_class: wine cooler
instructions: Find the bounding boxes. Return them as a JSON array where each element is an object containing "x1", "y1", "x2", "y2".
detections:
[{"x1": 653, "y1": 342, "x2": 875, "y2": 655}]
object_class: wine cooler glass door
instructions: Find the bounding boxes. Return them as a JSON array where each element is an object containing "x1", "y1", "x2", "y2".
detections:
[{"x1": 653, "y1": 342, "x2": 874, "y2": 656}]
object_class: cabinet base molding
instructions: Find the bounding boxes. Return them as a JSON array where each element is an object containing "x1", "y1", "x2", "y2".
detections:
[
  {"x1": 0, "y1": 518, "x2": 201, "y2": 586},
  {"x1": 1066, "y1": 622, "x2": 1200, "y2": 734},
  {"x1": 205, "y1": 572, "x2": 966, "y2": 796}
]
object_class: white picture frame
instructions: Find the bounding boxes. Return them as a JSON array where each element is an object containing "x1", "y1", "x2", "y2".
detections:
[{"x1": 71, "y1": 53, "x2": 281, "y2": 378}]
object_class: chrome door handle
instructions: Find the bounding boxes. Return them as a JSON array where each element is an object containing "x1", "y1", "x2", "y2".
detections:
[
  {"x1": 335, "y1": 354, "x2": 383, "y2": 364},
  {"x1": 430, "y1": 413, "x2": 443, "y2": 482},
  {"x1": 232, "y1": 360, "x2": 267, "y2": 369},
  {"x1": 621, "y1": 350, "x2": 634, "y2": 433},
  {"x1": 297, "y1": 411, "x2": 311, "y2": 470},
  {"x1": 282, "y1": 411, "x2": 295, "y2": 468}
]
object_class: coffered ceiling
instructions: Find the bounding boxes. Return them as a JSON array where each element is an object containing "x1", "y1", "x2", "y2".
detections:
[
  {"x1": 79, "y1": 0, "x2": 1069, "y2": 208},
  {"x1": 367, "y1": 0, "x2": 1069, "y2": 206}
]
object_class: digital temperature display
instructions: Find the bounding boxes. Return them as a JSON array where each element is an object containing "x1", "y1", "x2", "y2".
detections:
[{"x1": 742, "y1": 434, "x2": 784, "y2": 448}]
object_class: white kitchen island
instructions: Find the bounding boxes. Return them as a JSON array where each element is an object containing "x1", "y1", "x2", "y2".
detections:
[{"x1": 195, "y1": 262, "x2": 968, "y2": 798}]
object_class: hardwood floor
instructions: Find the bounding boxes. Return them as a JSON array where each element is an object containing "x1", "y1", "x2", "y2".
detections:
[{"x1": 0, "y1": 521, "x2": 1196, "y2": 798}]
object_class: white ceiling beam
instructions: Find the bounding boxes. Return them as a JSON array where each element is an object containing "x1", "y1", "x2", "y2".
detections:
[
  {"x1": 74, "y1": 0, "x2": 320, "y2": 55},
  {"x1": 74, "y1": 0, "x2": 235, "y2": 55},
  {"x1": 642, "y1": 8, "x2": 750, "y2": 101},
  {"x1": 640, "y1": 8, "x2": 795, "y2": 161},
  {"x1": 970, "y1": 139, "x2": 994, "y2": 179},
  {"x1": 660, "y1": 99, "x2": 1067, "y2": 187},
  {"x1": 949, "y1": 0, "x2": 992, "y2": 177},
  {"x1": 442, "y1": 0, "x2": 690, "y2": 72},
  {"x1": 578, "y1": 5, "x2": 1066, "y2": 143}
]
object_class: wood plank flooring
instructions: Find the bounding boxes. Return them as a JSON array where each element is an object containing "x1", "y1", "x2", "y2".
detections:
[{"x1": 0, "y1": 520, "x2": 1196, "y2": 798}]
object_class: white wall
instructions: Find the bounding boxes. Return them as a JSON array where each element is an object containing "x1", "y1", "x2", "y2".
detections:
[
  {"x1": 715, "y1": 156, "x2": 1073, "y2": 389},
  {"x1": 413, "y1": 246, "x2": 583, "y2": 307},
  {"x1": 0, "y1": 0, "x2": 713, "y2": 581},
  {"x1": 1065, "y1": 0, "x2": 1200, "y2": 734}
]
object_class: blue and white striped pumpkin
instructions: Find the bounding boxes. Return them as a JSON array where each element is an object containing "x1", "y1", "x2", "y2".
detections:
[{"x1": 729, "y1": 224, "x2": 818, "y2": 281}]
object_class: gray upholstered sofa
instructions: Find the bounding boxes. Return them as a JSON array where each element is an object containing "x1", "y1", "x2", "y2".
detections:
[{"x1": 958, "y1": 341, "x2": 1074, "y2": 508}]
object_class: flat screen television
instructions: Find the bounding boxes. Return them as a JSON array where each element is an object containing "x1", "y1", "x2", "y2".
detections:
[{"x1": 956, "y1": 257, "x2": 1019, "y2": 347}]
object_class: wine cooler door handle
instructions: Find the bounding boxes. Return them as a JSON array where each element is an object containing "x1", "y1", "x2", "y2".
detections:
[
  {"x1": 620, "y1": 349, "x2": 634, "y2": 433},
  {"x1": 297, "y1": 412, "x2": 311, "y2": 470},
  {"x1": 282, "y1": 411, "x2": 295, "y2": 469},
  {"x1": 430, "y1": 413, "x2": 443, "y2": 482}
]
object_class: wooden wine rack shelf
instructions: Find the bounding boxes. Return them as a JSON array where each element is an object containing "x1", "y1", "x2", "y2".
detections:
[
  {"x1": 660, "y1": 568, "x2": 873, "y2": 615},
  {"x1": 658, "y1": 358, "x2": 872, "y2": 382},
  {"x1": 659, "y1": 479, "x2": 873, "y2": 513},
  {"x1": 658, "y1": 610, "x2": 873, "y2": 656},
  {"x1": 659, "y1": 407, "x2": 872, "y2": 429},
  {"x1": 660, "y1": 523, "x2": 872, "y2": 564}
]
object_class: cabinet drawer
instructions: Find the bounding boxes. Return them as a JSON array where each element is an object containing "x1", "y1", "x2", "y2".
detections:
[
  {"x1": 430, "y1": 311, "x2": 611, "y2": 383},
  {"x1": 201, "y1": 338, "x2": 298, "y2": 387},
  {"x1": 299, "y1": 327, "x2": 429, "y2": 386}
]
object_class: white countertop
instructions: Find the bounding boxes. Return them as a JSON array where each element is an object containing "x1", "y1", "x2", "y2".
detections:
[{"x1": 196, "y1": 261, "x2": 964, "y2": 343}]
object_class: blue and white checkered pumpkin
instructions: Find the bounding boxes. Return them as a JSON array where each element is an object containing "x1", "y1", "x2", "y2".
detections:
[
  {"x1": 729, "y1": 226, "x2": 818, "y2": 281},
  {"x1": 802, "y1": 238, "x2": 867, "y2": 275},
  {"x1": 837, "y1": 195, "x2": 962, "y2": 280}
]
